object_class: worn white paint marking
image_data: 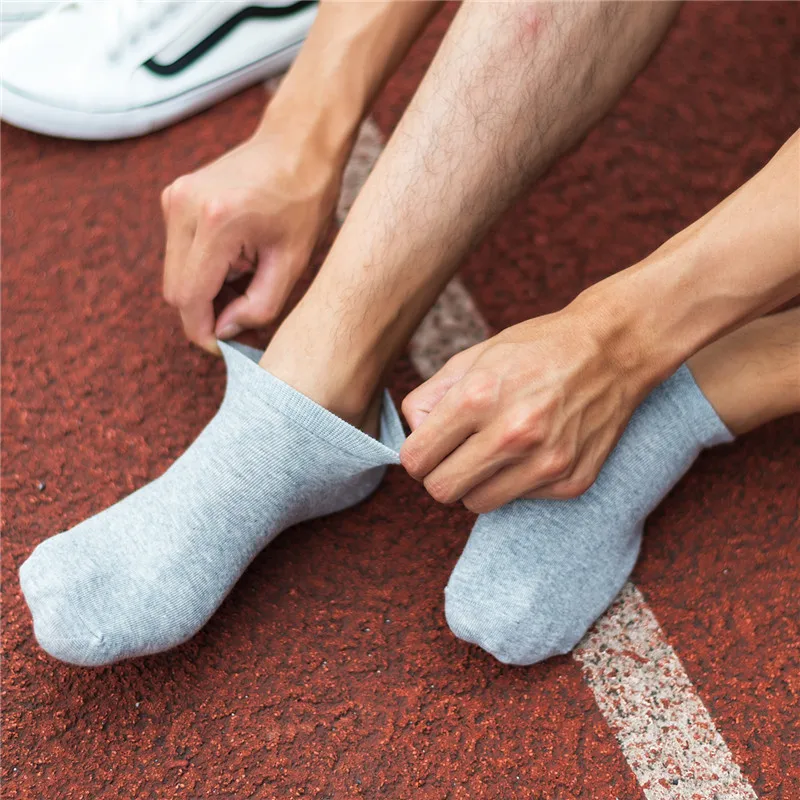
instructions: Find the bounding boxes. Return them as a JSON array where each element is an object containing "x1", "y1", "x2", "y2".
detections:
[
  {"x1": 325, "y1": 111, "x2": 757, "y2": 798},
  {"x1": 335, "y1": 117, "x2": 385, "y2": 224},
  {"x1": 409, "y1": 279, "x2": 491, "y2": 380},
  {"x1": 575, "y1": 585, "x2": 757, "y2": 800}
]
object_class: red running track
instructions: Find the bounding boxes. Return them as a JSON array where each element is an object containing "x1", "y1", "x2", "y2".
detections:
[{"x1": 2, "y1": 3, "x2": 798, "y2": 798}]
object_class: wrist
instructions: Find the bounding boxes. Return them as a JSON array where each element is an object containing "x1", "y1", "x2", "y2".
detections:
[
  {"x1": 570, "y1": 270, "x2": 685, "y2": 396},
  {"x1": 255, "y1": 16, "x2": 376, "y2": 168},
  {"x1": 257, "y1": 77, "x2": 364, "y2": 166},
  {"x1": 571, "y1": 213, "x2": 749, "y2": 392}
]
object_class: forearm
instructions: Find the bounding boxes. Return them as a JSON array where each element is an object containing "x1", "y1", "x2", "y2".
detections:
[
  {"x1": 257, "y1": 0, "x2": 440, "y2": 163},
  {"x1": 581, "y1": 130, "x2": 800, "y2": 389}
]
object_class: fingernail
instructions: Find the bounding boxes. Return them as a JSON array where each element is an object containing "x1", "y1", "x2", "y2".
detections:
[{"x1": 216, "y1": 322, "x2": 242, "y2": 340}]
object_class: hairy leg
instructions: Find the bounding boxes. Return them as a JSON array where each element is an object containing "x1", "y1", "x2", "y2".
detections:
[{"x1": 260, "y1": 0, "x2": 680, "y2": 424}]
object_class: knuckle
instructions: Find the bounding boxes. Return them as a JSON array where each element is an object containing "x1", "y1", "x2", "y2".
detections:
[
  {"x1": 254, "y1": 305, "x2": 280, "y2": 325},
  {"x1": 443, "y1": 348, "x2": 471, "y2": 373},
  {"x1": 572, "y1": 472, "x2": 596, "y2": 496},
  {"x1": 399, "y1": 447, "x2": 424, "y2": 479},
  {"x1": 499, "y1": 408, "x2": 541, "y2": 449},
  {"x1": 424, "y1": 476, "x2": 455, "y2": 505},
  {"x1": 460, "y1": 371, "x2": 498, "y2": 412},
  {"x1": 167, "y1": 176, "x2": 192, "y2": 205},
  {"x1": 242, "y1": 296, "x2": 280, "y2": 326},
  {"x1": 400, "y1": 393, "x2": 417, "y2": 422},
  {"x1": 462, "y1": 494, "x2": 493, "y2": 514},
  {"x1": 169, "y1": 284, "x2": 193, "y2": 310},
  {"x1": 160, "y1": 185, "x2": 171, "y2": 213},
  {"x1": 555, "y1": 473, "x2": 593, "y2": 499},
  {"x1": 541, "y1": 447, "x2": 573, "y2": 480},
  {"x1": 199, "y1": 198, "x2": 229, "y2": 225}
]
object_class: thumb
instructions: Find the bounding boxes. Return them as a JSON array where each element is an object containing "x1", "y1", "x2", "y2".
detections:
[
  {"x1": 215, "y1": 248, "x2": 302, "y2": 337},
  {"x1": 402, "y1": 348, "x2": 478, "y2": 431}
]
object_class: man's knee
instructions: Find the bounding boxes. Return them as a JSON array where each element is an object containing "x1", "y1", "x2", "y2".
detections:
[{"x1": 444, "y1": 582, "x2": 589, "y2": 667}]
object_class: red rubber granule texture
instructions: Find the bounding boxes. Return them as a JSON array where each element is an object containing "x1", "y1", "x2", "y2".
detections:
[{"x1": 2, "y1": 3, "x2": 798, "y2": 799}]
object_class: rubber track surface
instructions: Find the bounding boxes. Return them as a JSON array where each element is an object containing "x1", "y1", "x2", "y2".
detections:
[{"x1": 2, "y1": 3, "x2": 798, "y2": 798}]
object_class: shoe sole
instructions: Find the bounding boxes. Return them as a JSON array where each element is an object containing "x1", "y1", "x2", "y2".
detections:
[{"x1": 0, "y1": 39, "x2": 303, "y2": 140}]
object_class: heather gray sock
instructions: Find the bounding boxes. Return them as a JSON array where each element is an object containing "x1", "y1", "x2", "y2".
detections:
[
  {"x1": 19, "y1": 342, "x2": 404, "y2": 666},
  {"x1": 445, "y1": 364, "x2": 733, "y2": 666}
]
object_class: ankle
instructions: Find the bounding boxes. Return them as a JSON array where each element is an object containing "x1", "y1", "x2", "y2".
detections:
[
  {"x1": 689, "y1": 310, "x2": 800, "y2": 435},
  {"x1": 258, "y1": 301, "x2": 393, "y2": 431},
  {"x1": 258, "y1": 347, "x2": 383, "y2": 432}
]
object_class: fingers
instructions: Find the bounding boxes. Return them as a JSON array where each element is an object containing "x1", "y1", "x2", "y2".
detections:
[
  {"x1": 178, "y1": 304, "x2": 220, "y2": 355},
  {"x1": 400, "y1": 368, "x2": 498, "y2": 481},
  {"x1": 215, "y1": 248, "x2": 305, "y2": 339},
  {"x1": 162, "y1": 176, "x2": 309, "y2": 350},
  {"x1": 523, "y1": 470, "x2": 595, "y2": 501},
  {"x1": 165, "y1": 187, "x2": 258, "y2": 353},
  {"x1": 401, "y1": 349, "x2": 476, "y2": 431},
  {"x1": 163, "y1": 179, "x2": 220, "y2": 352},
  {"x1": 162, "y1": 182, "x2": 196, "y2": 311},
  {"x1": 418, "y1": 426, "x2": 512, "y2": 504},
  {"x1": 173, "y1": 216, "x2": 244, "y2": 353},
  {"x1": 163, "y1": 177, "x2": 260, "y2": 353},
  {"x1": 414, "y1": 405, "x2": 576, "y2": 510},
  {"x1": 460, "y1": 449, "x2": 574, "y2": 513}
]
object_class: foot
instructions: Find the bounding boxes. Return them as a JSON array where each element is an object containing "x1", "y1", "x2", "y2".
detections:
[
  {"x1": 444, "y1": 364, "x2": 733, "y2": 665},
  {"x1": 19, "y1": 342, "x2": 404, "y2": 666}
]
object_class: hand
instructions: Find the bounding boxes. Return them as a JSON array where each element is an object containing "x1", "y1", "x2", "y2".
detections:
[
  {"x1": 400, "y1": 306, "x2": 648, "y2": 511},
  {"x1": 161, "y1": 128, "x2": 344, "y2": 353}
]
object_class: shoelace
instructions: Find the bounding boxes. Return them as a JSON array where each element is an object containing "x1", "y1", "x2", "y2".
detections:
[
  {"x1": 47, "y1": 0, "x2": 183, "y2": 60},
  {"x1": 105, "y1": 0, "x2": 182, "y2": 60}
]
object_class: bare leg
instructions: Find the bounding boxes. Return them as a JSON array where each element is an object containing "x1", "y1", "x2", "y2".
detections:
[
  {"x1": 689, "y1": 305, "x2": 800, "y2": 435},
  {"x1": 260, "y1": 1, "x2": 680, "y2": 426}
]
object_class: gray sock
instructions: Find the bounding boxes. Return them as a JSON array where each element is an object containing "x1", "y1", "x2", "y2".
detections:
[
  {"x1": 445, "y1": 364, "x2": 733, "y2": 666},
  {"x1": 19, "y1": 342, "x2": 404, "y2": 666}
]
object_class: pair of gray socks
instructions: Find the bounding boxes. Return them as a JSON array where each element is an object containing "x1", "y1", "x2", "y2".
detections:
[{"x1": 19, "y1": 342, "x2": 731, "y2": 667}]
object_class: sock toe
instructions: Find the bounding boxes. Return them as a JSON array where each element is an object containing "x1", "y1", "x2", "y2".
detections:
[
  {"x1": 444, "y1": 587, "x2": 523, "y2": 665},
  {"x1": 444, "y1": 578, "x2": 584, "y2": 666},
  {"x1": 20, "y1": 553, "x2": 109, "y2": 666},
  {"x1": 32, "y1": 616, "x2": 109, "y2": 667}
]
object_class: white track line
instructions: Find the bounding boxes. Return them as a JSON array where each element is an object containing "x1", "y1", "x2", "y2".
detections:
[
  {"x1": 334, "y1": 114, "x2": 758, "y2": 799},
  {"x1": 575, "y1": 586, "x2": 757, "y2": 800}
]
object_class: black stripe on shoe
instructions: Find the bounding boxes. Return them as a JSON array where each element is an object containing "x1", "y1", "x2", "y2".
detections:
[{"x1": 144, "y1": 2, "x2": 316, "y2": 77}]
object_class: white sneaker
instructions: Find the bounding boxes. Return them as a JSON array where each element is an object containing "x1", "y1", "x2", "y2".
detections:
[
  {"x1": 0, "y1": 0, "x2": 317, "y2": 140},
  {"x1": 0, "y1": 1, "x2": 50, "y2": 39}
]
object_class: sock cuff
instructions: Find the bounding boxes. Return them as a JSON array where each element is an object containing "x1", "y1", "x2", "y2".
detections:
[
  {"x1": 378, "y1": 389, "x2": 408, "y2": 453},
  {"x1": 665, "y1": 363, "x2": 735, "y2": 449},
  {"x1": 219, "y1": 341, "x2": 402, "y2": 467}
]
